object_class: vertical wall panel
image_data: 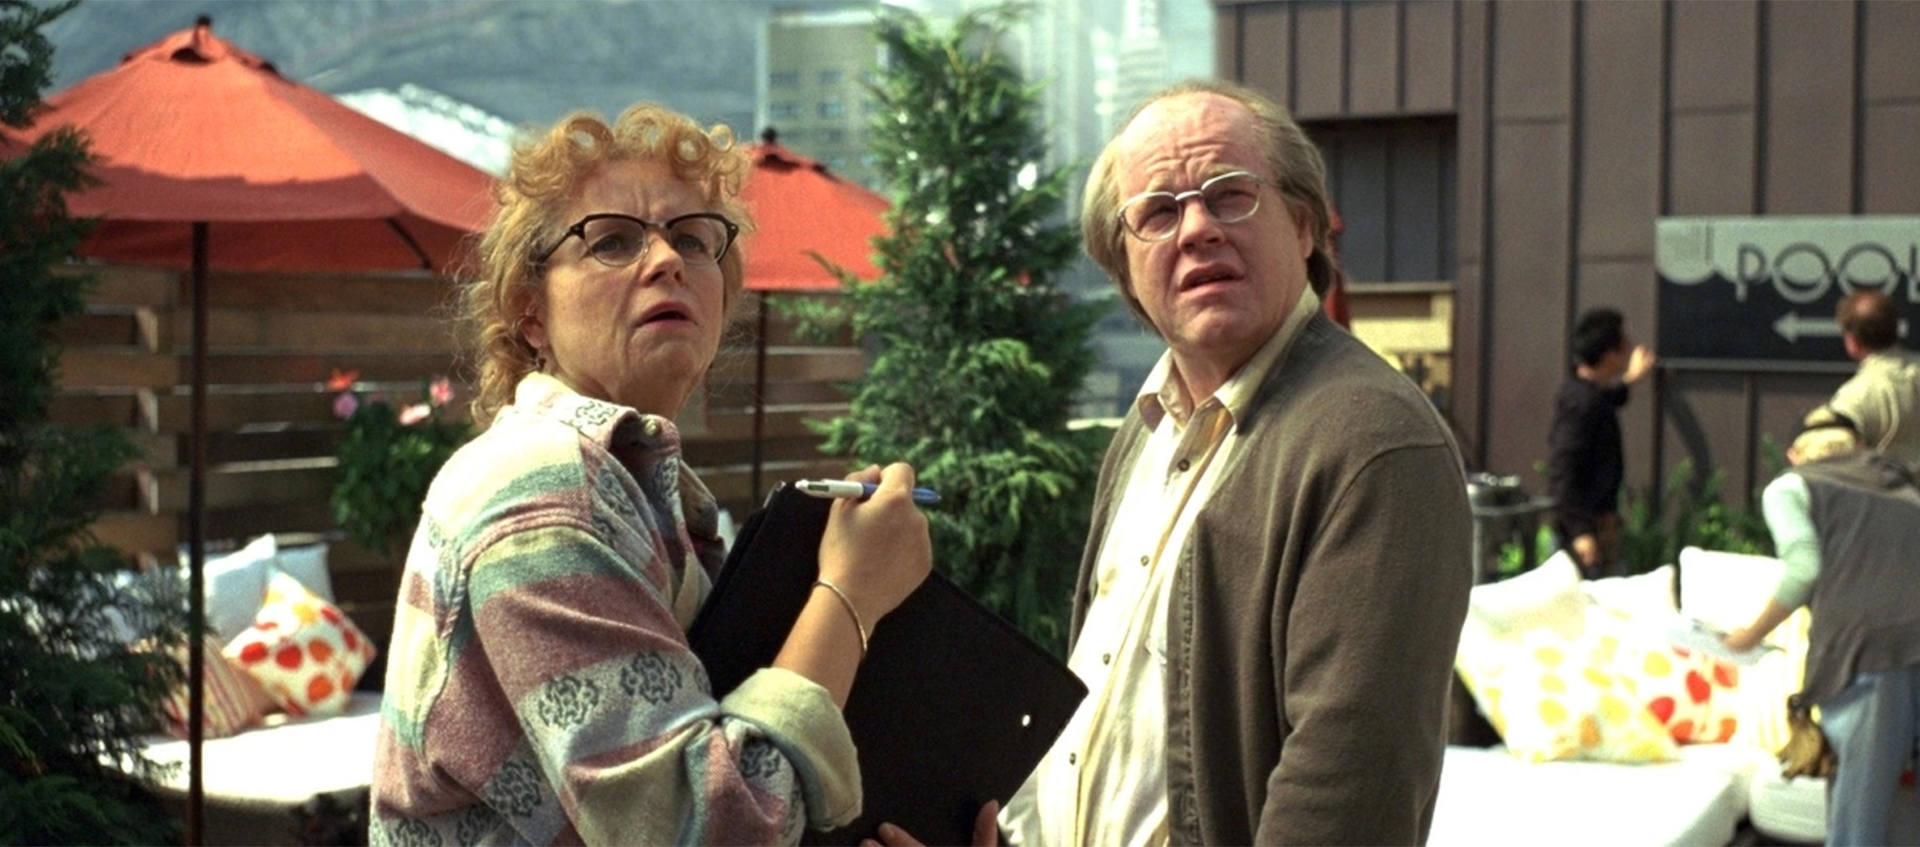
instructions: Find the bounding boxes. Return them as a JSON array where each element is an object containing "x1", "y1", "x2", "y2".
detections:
[
  {"x1": 1491, "y1": 1, "x2": 1573, "y2": 121},
  {"x1": 1294, "y1": 3, "x2": 1348, "y2": 117},
  {"x1": 1864, "y1": 0, "x2": 1920, "y2": 101},
  {"x1": 1660, "y1": 372, "x2": 1750, "y2": 501},
  {"x1": 1577, "y1": 1, "x2": 1663, "y2": 260},
  {"x1": 1240, "y1": 5, "x2": 1293, "y2": 103},
  {"x1": 1669, "y1": 112, "x2": 1757, "y2": 215},
  {"x1": 1763, "y1": 1, "x2": 1856, "y2": 213},
  {"x1": 1486, "y1": 122, "x2": 1572, "y2": 479},
  {"x1": 1453, "y1": 0, "x2": 1491, "y2": 459},
  {"x1": 1669, "y1": 0, "x2": 1758, "y2": 111},
  {"x1": 1403, "y1": 0, "x2": 1458, "y2": 114},
  {"x1": 1863, "y1": 104, "x2": 1920, "y2": 213},
  {"x1": 1215, "y1": 4, "x2": 1242, "y2": 80},
  {"x1": 1347, "y1": 2, "x2": 1400, "y2": 114}
]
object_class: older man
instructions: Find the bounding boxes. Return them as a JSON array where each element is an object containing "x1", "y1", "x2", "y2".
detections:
[
  {"x1": 1829, "y1": 290, "x2": 1920, "y2": 472},
  {"x1": 997, "y1": 79, "x2": 1472, "y2": 846}
]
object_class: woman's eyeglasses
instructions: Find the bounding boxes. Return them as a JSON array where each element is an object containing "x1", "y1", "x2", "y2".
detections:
[{"x1": 536, "y1": 212, "x2": 739, "y2": 268}]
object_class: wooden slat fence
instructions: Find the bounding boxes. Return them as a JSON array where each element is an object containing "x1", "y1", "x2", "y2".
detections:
[{"x1": 52, "y1": 263, "x2": 860, "y2": 648}]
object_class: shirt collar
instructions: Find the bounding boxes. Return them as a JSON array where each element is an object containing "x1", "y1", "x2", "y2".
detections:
[
  {"x1": 1135, "y1": 285, "x2": 1323, "y2": 429},
  {"x1": 511, "y1": 371, "x2": 682, "y2": 458}
]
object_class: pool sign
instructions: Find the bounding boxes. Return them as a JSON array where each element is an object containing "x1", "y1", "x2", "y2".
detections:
[{"x1": 1656, "y1": 217, "x2": 1920, "y2": 364}]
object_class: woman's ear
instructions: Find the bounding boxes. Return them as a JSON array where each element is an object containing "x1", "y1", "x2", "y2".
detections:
[{"x1": 520, "y1": 300, "x2": 549, "y2": 352}]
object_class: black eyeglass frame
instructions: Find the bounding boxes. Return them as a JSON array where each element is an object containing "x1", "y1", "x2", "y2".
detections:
[
  {"x1": 534, "y1": 211, "x2": 740, "y2": 267},
  {"x1": 1114, "y1": 170, "x2": 1268, "y2": 242}
]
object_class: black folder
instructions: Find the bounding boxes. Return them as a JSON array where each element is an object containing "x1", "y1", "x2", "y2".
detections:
[{"x1": 687, "y1": 483, "x2": 1087, "y2": 846}]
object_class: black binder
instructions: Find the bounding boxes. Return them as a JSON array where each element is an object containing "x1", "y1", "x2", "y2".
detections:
[{"x1": 687, "y1": 483, "x2": 1087, "y2": 846}]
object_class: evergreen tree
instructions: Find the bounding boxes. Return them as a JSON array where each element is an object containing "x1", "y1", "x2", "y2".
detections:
[
  {"x1": 809, "y1": 3, "x2": 1107, "y2": 654},
  {"x1": 1, "y1": 1, "x2": 188, "y2": 841}
]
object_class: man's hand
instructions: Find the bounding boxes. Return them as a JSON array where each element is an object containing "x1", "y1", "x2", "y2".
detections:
[
  {"x1": 1571, "y1": 533, "x2": 1600, "y2": 568},
  {"x1": 1624, "y1": 344, "x2": 1658, "y2": 384}
]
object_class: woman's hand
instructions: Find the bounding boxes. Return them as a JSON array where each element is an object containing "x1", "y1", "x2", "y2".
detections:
[
  {"x1": 862, "y1": 801, "x2": 1000, "y2": 847},
  {"x1": 1723, "y1": 626, "x2": 1763, "y2": 654},
  {"x1": 818, "y1": 462, "x2": 933, "y2": 628}
]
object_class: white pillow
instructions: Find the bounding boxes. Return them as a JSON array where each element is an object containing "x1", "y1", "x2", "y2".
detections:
[
  {"x1": 185, "y1": 534, "x2": 278, "y2": 644},
  {"x1": 1468, "y1": 551, "x2": 1587, "y2": 639},
  {"x1": 274, "y1": 541, "x2": 333, "y2": 604},
  {"x1": 1583, "y1": 564, "x2": 1678, "y2": 621},
  {"x1": 1677, "y1": 546, "x2": 1784, "y2": 630},
  {"x1": 1677, "y1": 546, "x2": 1808, "y2": 753}
]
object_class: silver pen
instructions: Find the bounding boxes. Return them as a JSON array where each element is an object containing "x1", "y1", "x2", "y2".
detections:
[{"x1": 795, "y1": 478, "x2": 940, "y2": 505}]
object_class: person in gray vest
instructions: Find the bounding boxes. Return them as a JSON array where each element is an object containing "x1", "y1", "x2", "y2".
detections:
[
  {"x1": 1828, "y1": 289, "x2": 1920, "y2": 471},
  {"x1": 1724, "y1": 406, "x2": 1920, "y2": 846}
]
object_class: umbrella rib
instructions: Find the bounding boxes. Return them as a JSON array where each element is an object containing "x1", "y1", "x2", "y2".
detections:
[{"x1": 384, "y1": 219, "x2": 433, "y2": 270}]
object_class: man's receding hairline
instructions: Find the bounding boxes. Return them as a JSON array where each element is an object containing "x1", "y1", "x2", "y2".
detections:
[{"x1": 1113, "y1": 91, "x2": 1270, "y2": 181}]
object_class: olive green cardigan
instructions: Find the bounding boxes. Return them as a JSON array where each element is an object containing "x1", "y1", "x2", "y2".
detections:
[{"x1": 1073, "y1": 312, "x2": 1474, "y2": 846}]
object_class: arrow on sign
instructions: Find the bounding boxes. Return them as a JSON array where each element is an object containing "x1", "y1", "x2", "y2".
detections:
[
  {"x1": 1773, "y1": 312, "x2": 1841, "y2": 342},
  {"x1": 1773, "y1": 312, "x2": 1910, "y2": 343}
]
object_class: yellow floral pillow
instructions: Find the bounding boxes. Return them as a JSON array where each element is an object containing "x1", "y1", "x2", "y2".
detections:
[{"x1": 1458, "y1": 625, "x2": 1679, "y2": 764}]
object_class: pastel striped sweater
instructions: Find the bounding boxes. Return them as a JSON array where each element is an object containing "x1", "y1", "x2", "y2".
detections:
[{"x1": 370, "y1": 373, "x2": 858, "y2": 845}]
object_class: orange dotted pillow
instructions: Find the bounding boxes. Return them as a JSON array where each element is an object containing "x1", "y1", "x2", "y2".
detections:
[
  {"x1": 1628, "y1": 644, "x2": 1740, "y2": 744},
  {"x1": 223, "y1": 569, "x2": 377, "y2": 717}
]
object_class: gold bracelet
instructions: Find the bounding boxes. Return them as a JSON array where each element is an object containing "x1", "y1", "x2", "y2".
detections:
[{"x1": 812, "y1": 578, "x2": 869, "y2": 661}]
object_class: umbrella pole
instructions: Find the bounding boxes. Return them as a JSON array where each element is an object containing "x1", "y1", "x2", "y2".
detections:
[
  {"x1": 751, "y1": 296, "x2": 768, "y2": 501},
  {"x1": 186, "y1": 222, "x2": 208, "y2": 847}
]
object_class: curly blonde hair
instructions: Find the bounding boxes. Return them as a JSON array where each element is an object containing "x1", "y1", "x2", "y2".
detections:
[
  {"x1": 1082, "y1": 79, "x2": 1337, "y2": 331},
  {"x1": 457, "y1": 103, "x2": 754, "y2": 427}
]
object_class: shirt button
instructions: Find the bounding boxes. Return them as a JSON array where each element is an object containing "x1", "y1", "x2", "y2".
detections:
[
  {"x1": 1069, "y1": 753, "x2": 1077, "y2": 765},
  {"x1": 1139, "y1": 555, "x2": 1149, "y2": 567},
  {"x1": 1102, "y1": 653, "x2": 1112, "y2": 665},
  {"x1": 1177, "y1": 459, "x2": 1191, "y2": 472}
]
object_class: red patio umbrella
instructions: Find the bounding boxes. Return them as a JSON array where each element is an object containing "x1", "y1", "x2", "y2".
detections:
[
  {"x1": 738, "y1": 133, "x2": 890, "y2": 495},
  {"x1": 3, "y1": 17, "x2": 493, "y2": 843}
]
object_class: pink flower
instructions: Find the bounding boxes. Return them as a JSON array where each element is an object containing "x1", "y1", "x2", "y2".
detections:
[
  {"x1": 399, "y1": 404, "x2": 431, "y2": 426},
  {"x1": 332, "y1": 391, "x2": 359, "y2": 420},
  {"x1": 429, "y1": 377, "x2": 455, "y2": 408}
]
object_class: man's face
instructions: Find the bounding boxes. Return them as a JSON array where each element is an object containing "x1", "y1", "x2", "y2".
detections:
[{"x1": 1112, "y1": 92, "x2": 1314, "y2": 378}]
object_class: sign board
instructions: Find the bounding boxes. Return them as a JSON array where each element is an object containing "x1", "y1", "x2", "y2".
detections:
[{"x1": 1656, "y1": 216, "x2": 1920, "y2": 366}]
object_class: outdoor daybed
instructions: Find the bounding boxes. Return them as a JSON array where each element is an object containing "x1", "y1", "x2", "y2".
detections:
[
  {"x1": 1429, "y1": 547, "x2": 1920, "y2": 846},
  {"x1": 125, "y1": 535, "x2": 385, "y2": 846}
]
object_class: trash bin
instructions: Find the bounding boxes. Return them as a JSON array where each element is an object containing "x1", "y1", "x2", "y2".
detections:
[{"x1": 1466, "y1": 473, "x2": 1554, "y2": 583}]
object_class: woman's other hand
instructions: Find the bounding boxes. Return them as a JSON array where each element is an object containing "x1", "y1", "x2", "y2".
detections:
[
  {"x1": 818, "y1": 462, "x2": 933, "y2": 627},
  {"x1": 862, "y1": 800, "x2": 1001, "y2": 847}
]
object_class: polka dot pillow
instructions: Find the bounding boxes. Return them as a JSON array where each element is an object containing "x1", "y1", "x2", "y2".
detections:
[
  {"x1": 1584, "y1": 608, "x2": 1740, "y2": 745},
  {"x1": 223, "y1": 569, "x2": 377, "y2": 717},
  {"x1": 1458, "y1": 624, "x2": 1679, "y2": 764}
]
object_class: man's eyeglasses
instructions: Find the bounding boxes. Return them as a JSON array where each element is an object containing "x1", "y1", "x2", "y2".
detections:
[
  {"x1": 535, "y1": 212, "x2": 739, "y2": 268},
  {"x1": 1116, "y1": 171, "x2": 1265, "y2": 242}
]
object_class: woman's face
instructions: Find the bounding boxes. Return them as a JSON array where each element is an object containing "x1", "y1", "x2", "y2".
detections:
[{"x1": 522, "y1": 159, "x2": 728, "y2": 418}]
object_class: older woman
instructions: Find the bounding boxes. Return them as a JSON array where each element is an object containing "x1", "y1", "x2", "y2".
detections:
[{"x1": 370, "y1": 103, "x2": 932, "y2": 845}]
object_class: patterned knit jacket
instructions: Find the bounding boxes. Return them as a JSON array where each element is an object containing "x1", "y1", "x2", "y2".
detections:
[{"x1": 370, "y1": 373, "x2": 858, "y2": 845}]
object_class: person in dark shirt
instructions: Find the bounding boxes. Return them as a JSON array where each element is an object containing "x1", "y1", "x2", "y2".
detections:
[{"x1": 1548, "y1": 308, "x2": 1655, "y2": 579}]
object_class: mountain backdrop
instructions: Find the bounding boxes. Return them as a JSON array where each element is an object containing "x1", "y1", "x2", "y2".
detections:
[{"x1": 41, "y1": 0, "x2": 851, "y2": 137}]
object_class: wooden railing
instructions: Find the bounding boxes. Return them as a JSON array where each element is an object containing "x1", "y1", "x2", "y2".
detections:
[{"x1": 53, "y1": 263, "x2": 859, "y2": 647}]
